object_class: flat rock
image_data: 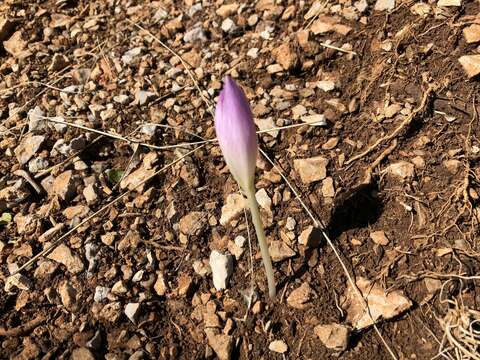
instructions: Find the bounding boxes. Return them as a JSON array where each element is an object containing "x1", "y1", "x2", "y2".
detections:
[
  {"x1": 410, "y1": 2, "x2": 431, "y2": 16},
  {"x1": 311, "y1": 16, "x2": 336, "y2": 34},
  {"x1": 179, "y1": 211, "x2": 207, "y2": 236},
  {"x1": 369, "y1": 230, "x2": 390, "y2": 245},
  {"x1": 317, "y1": 80, "x2": 335, "y2": 92},
  {"x1": 463, "y1": 24, "x2": 480, "y2": 44},
  {"x1": 205, "y1": 329, "x2": 233, "y2": 360},
  {"x1": 255, "y1": 117, "x2": 278, "y2": 138},
  {"x1": 183, "y1": 26, "x2": 207, "y2": 43},
  {"x1": 125, "y1": 302, "x2": 140, "y2": 323},
  {"x1": 267, "y1": 64, "x2": 283, "y2": 74},
  {"x1": 3, "y1": 30, "x2": 30, "y2": 58},
  {"x1": 59, "y1": 281, "x2": 78, "y2": 311},
  {"x1": 121, "y1": 47, "x2": 142, "y2": 65},
  {"x1": 374, "y1": 0, "x2": 395, "y2": 11},
  {"x1": 0, "y1": 179, "x2": 30, "y2": 207},
  {"x1": 314, "y1": 323, "x2": 350, "y2": 351},
  {"x1": 216, "y1": 3, "x2": 238, "y2": 17},
  {"x1": 5, "y1": 274, "x2": 31, "y2": 292},
  {"x1": 437, "y1": 0, "x2": 461, "y2": 6},
  {"x1": 298, "y1": 226, "x2": 322, "y2": 248},
  {"x1": 97, "y1": 302, "x2": 122, "y2": 323},
  {"x1": 83, "y1": 184, "x2": 98, "y2": 203},
  {"x1": 256, "y1": 188, "x2": 272, "y2": 211},
  {"x1": 53, "y1": 170, "x2": 76, "y2": 201},
  {"x1": 322, "y1": 177, "x2": 335, "y2": 198},
  {"x1": 47, "y1": 244, "x2": 84, "y2": 274},
  {"x1": 269, "y1": 340, "x2": 288, "y2": 353},
  {"x1": 272, "y1": 43, "x2": 298, "y2": 71},
  {"x1": 14, "y1": 135, "x2": 45, "y2": 165},
  {"x1": 458, "y1": 55, "x2": 480, "y2": 78},
  {"x1": 209, "y1": 250, "x2": 233, "y2": 291},
  {"x1": 301, "y1": 113, "x2": 327, "y2": 126},
  {"x1": 28, "y1": 106, "x2": 45, "y2": 132},
  {"x1": 111, "y1": 281, "x2": 128, "y2": 295},
  {"x1": 342, "y1": 277, "x2": 412, "y2": 329},
  {"x1": 269, "y1": 241, "x2": 296, "y2": 262},
  {"x1": 287, "y1": 282, "x2": 314, "y2": 309},
  {"x1": 177, "y1": 274, "x2": 193, "y2": 296},
  {"x1": 49, "y1": 53, "x2": 69, "y2": 72},
  {"x1": 120, "y1": 167, "x2": 155, "y2": 192},
  {"x1": 220, "y1": 193, "x2": 246, "y2": 226},
  {"x1": 120, "y1": 152, "x2": 158, "y2": 192},
  {"x1": 294, "y1": 156, "x2": 328, "y2": 184},
  {"x1": 71, "y1": 347, "x2": 95, "y2": 360},
  {"x1": 386, "y1": 161, "x2": 414, "y2": 180}
]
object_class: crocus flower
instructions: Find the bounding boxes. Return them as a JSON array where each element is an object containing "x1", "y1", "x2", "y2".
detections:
[
  {"x1": 215, "y1": 76, "x2": 276, "y2": 298},
  {"x1": 214, "y1": 76, "x2": 258, "y2": 192}
]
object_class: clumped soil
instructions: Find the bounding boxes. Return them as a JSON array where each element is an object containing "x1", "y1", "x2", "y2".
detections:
[{"x1": 1, "y1": 0, "x2": 480, "y2": 359}]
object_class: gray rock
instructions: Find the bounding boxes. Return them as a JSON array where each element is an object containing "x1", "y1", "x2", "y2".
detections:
[
  {"x1": 188, "y1": 3, "x2": 203, "y2": 17},
  {"x1": 28, "y1": 157, "x2": 49, "y2": 173},
  {"x1": 28, "y1": 106, "x2": 45, "y2": 132},
  {"x1": 183, "y1": 26, "x2": 207, "y2": 43},
  {"x1": 94, "y1": 286, "x2": 110, "y2": 303},
  {"x1": 122, "y1": 47, "x2": 143, "y2": 65},
  {"x1": 135, "y1": 90, "x2": 156, "y2": 106},
  {"x1": 221, "y1": 18, "x2": 236, "y2": 33},
  {"x1": 14, "y1": 135, "x2": 45, "y2": 165},
  {"x1": 113, "y1": 94, "x2": 130, "y2": 104}
]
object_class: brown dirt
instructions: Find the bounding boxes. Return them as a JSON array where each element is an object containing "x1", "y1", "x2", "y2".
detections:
[{"x1": 1, "y1": 0, "x2": 480, "y2": 359}]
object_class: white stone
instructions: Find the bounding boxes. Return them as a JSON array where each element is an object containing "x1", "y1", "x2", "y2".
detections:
[
  {"x1": 247, "y1": 48, "x2": 259, "y2": 59},
  {"x1": 125, "y1": 302, "x2": 140, "y2": 323},
  {"x1": 122, "y1": 47, "x2": 142, "y2": 65},
  {"x1": 209, "y1": 251, "x2": 233, "y2": 291},
  {"x1": 255, "y1": 188, "x2": 272, "y2": 211},
  {"x1": 301, "y1": 113, "x2": 327, "y2": 126},
  {"x1": 374, "y1": 0, "x2": 395, "y2": 11},
  {"x1": 221, "y1": 18, "x2": 236, "y2": 33},
  {"x1": 269, "y1": 340, "x2": 288, "y2": 353},
  {"x1": 458, "y1": 55, "x2": 480, "y2": 78},
  {"x1": 234, "y1": 235, "x2": 246, "y2": 248},
  {"x1": 28, "y1": 106, "x2": 45, "y2": 132},
  {"x1": 317, "y1": 80, "x2": 335, "y2": 92},
  {"x1": 47, "y1": 244, "x2": 84, "y2": 274},
  {"x1": 183, "y1": 26, "x2": 207, "y2": 43},
  {"x1": 386, "y1": 161, "x2": 414, "y2": 180},
  {"x1": 94, "y1": 286, "x2": 109, "y2": 303},
  {"x1": 438, "y1": 0, "x2": 461, "y2": 6},
  {"x1": 220, "y1": 193, "x2": 246, "y2": 226}
]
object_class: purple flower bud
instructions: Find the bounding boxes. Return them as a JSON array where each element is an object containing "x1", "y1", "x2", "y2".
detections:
[{"x1": 215, "y1": 76, "x2": 258, "y2": 191}]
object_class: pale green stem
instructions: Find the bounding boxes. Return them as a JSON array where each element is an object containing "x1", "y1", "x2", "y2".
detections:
[{"x1": 245, "y1": 185, "x2": 276, "y2": 298}]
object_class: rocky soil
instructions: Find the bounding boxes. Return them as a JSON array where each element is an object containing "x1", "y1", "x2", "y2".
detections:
[{"x1": 1, "y1": 0, "x2": 480, "y2": 359}]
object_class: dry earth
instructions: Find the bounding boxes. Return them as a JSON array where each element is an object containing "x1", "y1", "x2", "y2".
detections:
[{"x1": 1, "y1": 0, "x2": 480, "y2": 359}]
